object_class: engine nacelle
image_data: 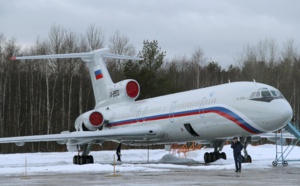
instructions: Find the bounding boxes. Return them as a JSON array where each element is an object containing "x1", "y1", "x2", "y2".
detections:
[
  {"x1": 74, "y1": 110, "x2": 105, "y2": 131},
  {"x1": 110, "y1": 79, "x2": 140, "y2": 101}
]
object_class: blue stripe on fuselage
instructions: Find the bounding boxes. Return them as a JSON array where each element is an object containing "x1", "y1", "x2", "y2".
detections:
[{"x1": 108, "y1": 106, "x2": 262, "y2": 134}]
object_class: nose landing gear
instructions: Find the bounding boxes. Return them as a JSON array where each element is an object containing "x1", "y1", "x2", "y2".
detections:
[{"x1": 241, "y1": 137, "x2": 252, "y2": 163}]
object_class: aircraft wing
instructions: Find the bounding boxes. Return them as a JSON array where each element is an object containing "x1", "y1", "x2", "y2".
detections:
[{"x1": 0, "y1": 125, "x2": 164, "y2": 146}]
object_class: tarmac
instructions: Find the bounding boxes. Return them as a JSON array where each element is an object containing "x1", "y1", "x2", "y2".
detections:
[{"x1": 0, "y1": 165, "x2": 299, "y2": 186}]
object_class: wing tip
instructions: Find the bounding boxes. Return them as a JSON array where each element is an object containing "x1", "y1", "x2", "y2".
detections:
[{"x1": 11, "y1": 56, "x2": 17, "y2": 60}]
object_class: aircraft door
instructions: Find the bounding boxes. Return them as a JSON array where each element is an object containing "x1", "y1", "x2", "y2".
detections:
[
  {"x1": 199, "y1": 97, "x2": 206, "y2": 118},
  {"x1": 169, "y1": 101, "x2": 177, "y2": 123}
]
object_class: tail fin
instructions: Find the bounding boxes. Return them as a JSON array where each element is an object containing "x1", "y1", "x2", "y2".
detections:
[{"x1": 12, "y1": 48, "x2": 143, "y2": 106}]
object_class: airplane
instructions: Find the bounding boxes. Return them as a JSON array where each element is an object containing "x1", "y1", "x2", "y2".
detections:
[{"x1": 0, "y1": 48, "x2": 293, "y2": 165}]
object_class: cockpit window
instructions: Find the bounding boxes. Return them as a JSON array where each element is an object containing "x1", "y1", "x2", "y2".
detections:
[
  {"x1": 249, "y1": 88, "x2": 285, "y2": 102},
  {"x1": 249, "y1": 92, "x2": 255, "y2": 99},
  {"x1": 270, "y1": 90, "x2": 277, "y2": 97},
  {"x1": 261, "y1": 88, "x2": 272, "y2": 97},
  {"x1": 255, "y1": 91, "x2": 261, "y2": 98},
  {"x1": 275, "y1": 90, "x2": 284, "y2": 98}
]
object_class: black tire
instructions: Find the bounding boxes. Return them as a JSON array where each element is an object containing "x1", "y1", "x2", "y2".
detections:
[
  {"x1": 204, "y1": 152, "x2": 209, "y2": 163},
  {"x1": 85, "y1": 156, "x2": 90, "y2": 164},
  {"x1": 208, "y1": 153, "x2": 213, "y2": 163},
  {"x1": 79, "y1": 156, "x2": 85, "y2": 165},
  {"x1": 87, "y1": 155, "x2": 94, "y2": 164},
  {"x1": 73, "y1": 155, "x2": 78, "y2": 165},
  {"x1": 246, "y1": 155, "x2": 252, "y2": 163},
  {"x1": 215, "y1": 152, "x2": 220, "y2": 160},
  {"x1": 272, "y1": 161, "x2": 278, "y2": 167},
  {"x1": 221, "y1": 152, "x2": 226, "y2": 160},
  {"x1": 212, "y1": 153, "x2": 217, "y2": 162},
  {"x1": 283, "y1": 161, "x2": 288, "y2": 167},
  {"x1": 241, "y1": 156, "x2": 246, "y2": 163}
]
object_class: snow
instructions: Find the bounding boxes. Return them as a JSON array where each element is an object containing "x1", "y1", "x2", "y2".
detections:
[{"x1": 1, "y1": 144, "x2": 300, "y2": 176}]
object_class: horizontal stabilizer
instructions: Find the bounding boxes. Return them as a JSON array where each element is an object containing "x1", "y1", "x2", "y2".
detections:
[
  {"x1": 11, "y1": 48, "x2": 143, "y2": 62},
  {"x1": 102, "y1": 53, "x2": 143, "y2": 61},
  {"x1": 11, "y1": 52, "x2": 91, "y2": 60}
]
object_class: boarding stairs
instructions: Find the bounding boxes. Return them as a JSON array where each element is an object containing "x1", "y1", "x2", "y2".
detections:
[{"x1": 272, "y1": 117, "x2": 300, "y2": 167}]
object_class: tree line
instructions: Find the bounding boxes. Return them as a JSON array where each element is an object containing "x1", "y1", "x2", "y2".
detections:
[{"x1": 0, "y1": 24, "x2": 299, "y2": 153}]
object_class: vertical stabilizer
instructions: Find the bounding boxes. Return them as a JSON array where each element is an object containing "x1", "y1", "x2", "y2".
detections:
[{"x1": 86, "y1": 48, "x2": 114, "y2": 104}]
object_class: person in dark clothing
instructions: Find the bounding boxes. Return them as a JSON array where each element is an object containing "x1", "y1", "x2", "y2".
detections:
[
  {"x1": 116, "y1": 143, "x2": 122, "y2": 161},
  {"x1": 231, "y1": 137, "x2": 243, "y2": 172}
]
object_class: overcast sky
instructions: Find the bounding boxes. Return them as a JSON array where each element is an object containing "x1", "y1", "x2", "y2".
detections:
[{"x1": 1, "y1": 0, "x2": 299, "y2": 68}]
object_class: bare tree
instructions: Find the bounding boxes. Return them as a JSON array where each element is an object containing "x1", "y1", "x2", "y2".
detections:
[
  {"x1": 85, "y1": 24, "x2": 105, "y2": 50},
  {"x1": 190, "y1": 48, "x2": 205, "y2": 88},
  {"x1": 0, "y1": 33, "x2": 5, "y2": 138},
  {"x1": 281, "y1": 38, "x2": 298, "y2": 62},
  {"x1": 108, "y1": 30, "x2": 135, "y2": 55},
  {"x1": 108, "y1": 31, "x2": 136, "y2": 82}
]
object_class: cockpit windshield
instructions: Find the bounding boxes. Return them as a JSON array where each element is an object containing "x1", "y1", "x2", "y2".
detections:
[{"x1": 249, "y1": 88, "x2": 285, "y2": 102}]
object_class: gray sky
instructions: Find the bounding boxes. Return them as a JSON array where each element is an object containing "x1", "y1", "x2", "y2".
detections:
[{"x1": 1, "y1": 0, "x2": 299, "y2": 68}]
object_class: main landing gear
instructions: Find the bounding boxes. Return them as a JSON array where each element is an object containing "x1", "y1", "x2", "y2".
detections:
[
  {"x1": 73, "y1": 155, "x2": 94, "y2": 165},
  {"x1": 204, "y1": 151, "x2": 227, "y2": 163},
  {"x1": 73, "y1": 144, "x2": 95, "y2": 165},
  {"x1": 204, "y1": 140, "x2": 227, "y2": 163}
]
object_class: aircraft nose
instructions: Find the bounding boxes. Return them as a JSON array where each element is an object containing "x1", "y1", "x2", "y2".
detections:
[
  {"x1": 271, "y1": 99, "x2": 293, "y2": 129},
  {"x1": 283, "y1": 101, "x2": 293, "y2": 120}
]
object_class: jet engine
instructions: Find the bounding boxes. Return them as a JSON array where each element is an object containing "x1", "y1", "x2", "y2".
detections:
[
  {"x1": 74, "y1": 110, "x2": 105, "y2": 131},
  {"x1": 110, "y1": 79, "x2": 140, "y2": 101}
]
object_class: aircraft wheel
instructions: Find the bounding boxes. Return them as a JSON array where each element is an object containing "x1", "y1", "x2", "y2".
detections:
[
  {"x1": 204, "y1": 152, "x2": 209, "y2": 163},
  {"x1": 90, "y1": 155, "x2": 94, "y2": 164},
  {"x1": 212, "y1": 153, "x2": 217, "y2": 162},
  {"x1": 283, "y1": 161, "x2": 288, "y2": 167},
  {"x1": 208, "y1": 152, "x2": 214, "y2": 162},
  {"x1": 73, "y1": 155, "x2": 78, "y2": 165},
  {"x1": 272, "y1": 161, "x2": 278, "y2": 167},
  {"x1": 221, "y1": 152, "x2": 226, "y2": 160},
  {"x1": 207, "y1": 153, "x2": 212, "y2": 163},
  {"x1": 241, "y1": 156, "x2": 246, "y2": 163},
  {"x1": 215, "y1": 152, "x2": 220, "y2": 160},
  {"x1": 79, "y1": 156, "x2": 86, "y2": 165},
  {"x1": 246, "y1": 155, "x2": 252, "y2": 163},
  {"x1": 86, "y1": 155, "x2": 94, "y2": 164}
]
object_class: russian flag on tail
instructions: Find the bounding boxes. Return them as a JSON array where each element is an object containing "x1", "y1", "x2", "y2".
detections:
[{"x1": 94, "y1": 69, "x2": 103, "y2": 80}]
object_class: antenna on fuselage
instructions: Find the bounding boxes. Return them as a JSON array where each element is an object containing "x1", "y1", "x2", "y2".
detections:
[{"x1": 253, "y1": 79, "x2": 256, "y2": 86}]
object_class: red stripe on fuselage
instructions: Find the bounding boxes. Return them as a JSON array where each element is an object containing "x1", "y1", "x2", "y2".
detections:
[{"x1": 109, "y1": 109, "x2": 257, "y2": 134}]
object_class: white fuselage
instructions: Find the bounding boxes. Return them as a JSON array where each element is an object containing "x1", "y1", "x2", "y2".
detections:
[{"x1": 96, "y1": 81, "x2": 292, "y2": 144}]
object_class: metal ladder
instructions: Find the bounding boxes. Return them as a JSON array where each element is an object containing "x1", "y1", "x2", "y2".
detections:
[{"x1": 272, "y1": 118, "x2": 300, "y2": 167}]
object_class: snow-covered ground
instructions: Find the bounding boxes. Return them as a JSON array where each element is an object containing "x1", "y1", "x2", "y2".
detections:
[{"x1": 1, "y1": 144, "x2": 300, "y2": 176}]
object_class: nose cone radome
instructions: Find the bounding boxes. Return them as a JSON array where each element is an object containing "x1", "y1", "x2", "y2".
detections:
[{"x1": 269, "y1": 99, "x2": 293, "y2": 130}]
